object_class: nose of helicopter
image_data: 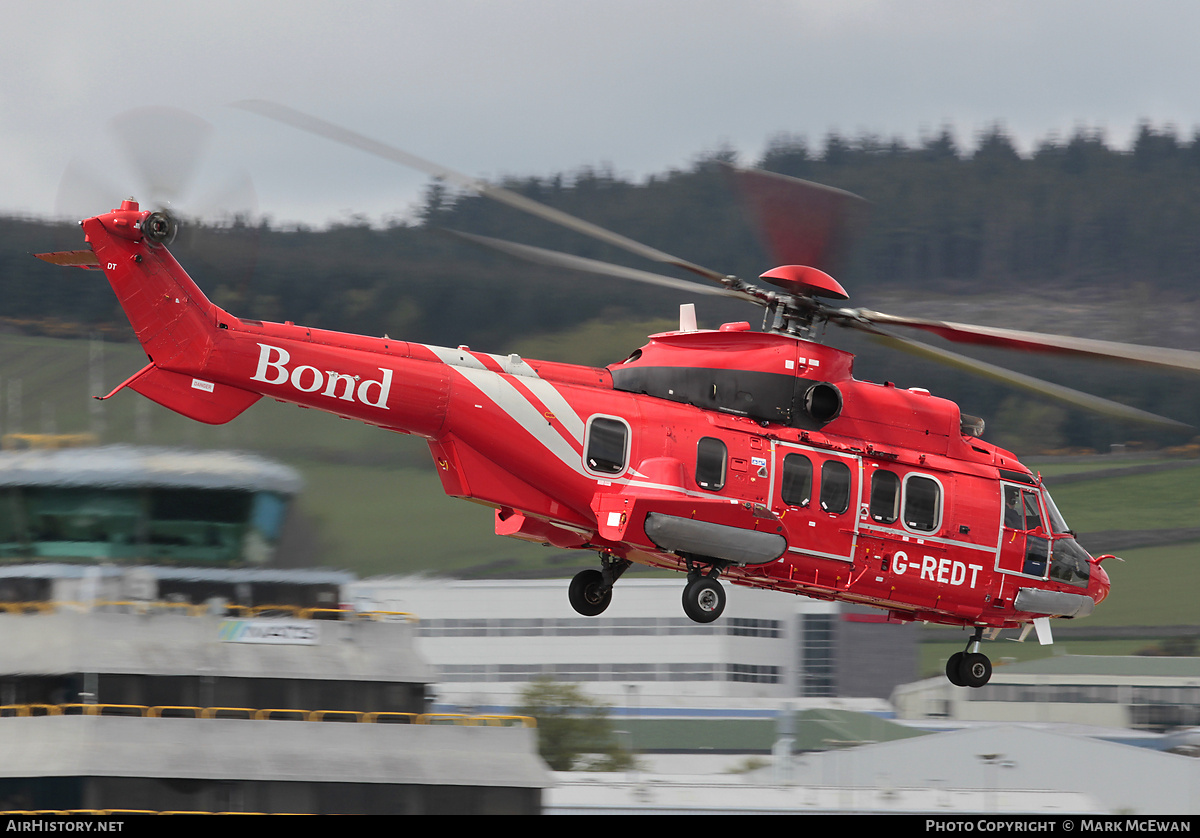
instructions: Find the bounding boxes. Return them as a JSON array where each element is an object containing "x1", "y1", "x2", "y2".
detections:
[{"x1": 1091, "y1": 561, "x2": 1112, "y2": 606}]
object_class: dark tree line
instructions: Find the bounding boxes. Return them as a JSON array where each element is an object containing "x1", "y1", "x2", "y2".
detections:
[{"x1": 6, "y1": 123, "x2": 1200, "y2": 450}]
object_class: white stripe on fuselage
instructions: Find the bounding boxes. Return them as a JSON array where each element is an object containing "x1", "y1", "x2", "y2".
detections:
[
  {"x1": 448, "y1": 364, "x2": 590, "y2": 478},
  {"x1": 431, "y1": 345, "x2": 675, "y2": 489}
]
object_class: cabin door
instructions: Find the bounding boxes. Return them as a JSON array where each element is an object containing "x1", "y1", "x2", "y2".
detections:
[{"x1": 770, "y1": 442, "x2": 861, "y2": 563}]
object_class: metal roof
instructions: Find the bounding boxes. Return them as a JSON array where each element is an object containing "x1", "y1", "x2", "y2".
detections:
[
  {"x1": 0, "y1": 445, "x2": 302, "y2": 494},
  {"x1": 615, "y1": 709, "x2": 929, "y2": 753},
  {"x1": 0, "y1": 717, "x2": 549, "y2": 789},
  {"x1": 0, "y1": 562, "x2": 353, "y2": 584},
  {"x1": 1006, "y1": 654, "x2": 1200, "y2": 678}
]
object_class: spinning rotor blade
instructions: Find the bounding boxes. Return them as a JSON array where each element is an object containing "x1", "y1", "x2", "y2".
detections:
[
  {"x1": 233, "y1": 100, "x2": 730, "y2": 284},
  {"x1": 109, "y1": 107, "x2": 213, "y2": 210},
  {"x1": 56, "y1": 106, "x2": 258, "y2": 224},
  {"x1": 723, "y1": 163, "x2": 869, "y2": 274},
  {"x1": 847, "y1": 323, "x2": 1191, "y2": 429},
  {"x1": 447, "y1": 231, "x2": 758, "y2": 302},
  {"x1": 853, "y1": 310, "x2": 1200, "y2": 375}
]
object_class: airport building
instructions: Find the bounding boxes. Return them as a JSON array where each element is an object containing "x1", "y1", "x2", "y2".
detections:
[
  {"x1": 0, "y1": 444, "x2": 549, "y2": 815},
  {"x1": 346, "y1": 576, "x2": 920, "y2": 707},
  {"x1": 893, "y1": 654, "x2": 1200, "y2": 731}
]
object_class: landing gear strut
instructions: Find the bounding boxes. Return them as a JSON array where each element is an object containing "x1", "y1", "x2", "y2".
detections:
[
  {"x1": 681, "y1": 565, "x2": 726, "y2": 624},
  {"x1": 568, "y1": 552, "x2": 630, "y2": 617},
  {"x1": 945, "y1": 627, "x2": 992, "y2": 688}
]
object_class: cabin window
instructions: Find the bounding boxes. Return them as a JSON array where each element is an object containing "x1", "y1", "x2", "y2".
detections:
[
  {"x1": 819, "y1": 460, "x2": 851, "y2": 514},
  {"x1": 781, "y1": 454, "x2": 813, "y2": 507},
  {"x1": 695, "y1": 437, "x2": 728, "y2": 491},
  {"x1": 903, "y1": 474, "x2": 942, "y2": 532},
  {"x1": 584, "y1": 416, "x2": 629, "y2": 475},
  {"x1": 869, "y1": 470, "x2": 900, "y2": 524}
]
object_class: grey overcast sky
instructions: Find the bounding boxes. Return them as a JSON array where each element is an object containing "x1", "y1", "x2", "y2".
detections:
[{"x1": 4, "y1": 1, "x2": 1200, "y2": 227}]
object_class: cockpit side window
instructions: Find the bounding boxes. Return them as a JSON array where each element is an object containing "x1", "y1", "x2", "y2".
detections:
[
  {"x1": 1021, "y1": 489, "x2": 1043, "y2": 532},
  {"x1": 1004, "y1": 486, "x2": 1024, "y2": 529},
  {"x1": 1004, "y1": 486, "x2": 1047, "y2": 532}
]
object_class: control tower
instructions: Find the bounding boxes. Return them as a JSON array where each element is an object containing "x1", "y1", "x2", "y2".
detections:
[{"x1": 0, "y1": 443, "x2": 549, "y2": 814}]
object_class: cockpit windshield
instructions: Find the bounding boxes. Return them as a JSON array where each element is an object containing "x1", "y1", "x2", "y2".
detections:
[
  {"x1": 1041, "y1": 486, "x2": 1091, "y2": 587},
  {"x1": 1041, "y1": 488, "x2": 1073, "y2": 535}
]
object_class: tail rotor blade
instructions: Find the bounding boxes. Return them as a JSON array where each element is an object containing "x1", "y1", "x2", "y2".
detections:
[{"x1": 108, "y1": 106, "x2": 214, "y2": 210}]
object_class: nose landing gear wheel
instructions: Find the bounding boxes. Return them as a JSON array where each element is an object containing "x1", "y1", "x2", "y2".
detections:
[
  {"x1": 945, "y1": 649, "x2": 992, "y2": 687},
  {"x1": 569, "y1": 568, "x2": 612, "y2": 616},
  {"x1": 682, "y1": 576, "x2": 726, "y2": 623},
  {"x1": 945, "y1": 652, "x2": 966, "y2": 687}
]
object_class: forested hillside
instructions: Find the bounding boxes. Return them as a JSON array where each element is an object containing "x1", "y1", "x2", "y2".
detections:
[{"x1": 4, "y1": 123, "x2": 1200, "y2": 452}]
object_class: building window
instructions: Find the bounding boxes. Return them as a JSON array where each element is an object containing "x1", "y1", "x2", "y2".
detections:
[
  {"x1": 726, "y1": 664, "x2": 781, "y2": 684},
  {"x1": 800, "y1": 614, "x2": 835, "y2": 697}
]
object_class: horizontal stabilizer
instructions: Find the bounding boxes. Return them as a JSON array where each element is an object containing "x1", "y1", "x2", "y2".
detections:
[
  {"x1": 118, "y1": 364, "x2": 261, "y2": 425},
  {"x1": 34, "y1": 250, "x2": 101, "y2": 270}
]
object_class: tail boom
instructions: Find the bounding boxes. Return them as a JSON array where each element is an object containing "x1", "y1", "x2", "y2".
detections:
[{"x1": 81, "y1": 201, "x2": 452, "y2": 435}]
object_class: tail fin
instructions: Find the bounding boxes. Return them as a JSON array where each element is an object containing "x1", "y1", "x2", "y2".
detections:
[
  {"x1": 81, "y1": 201, "x2": 220, "y2": 371},
  {"x1": 73, "y1": 201, "x2": 260, "y2": 424}
]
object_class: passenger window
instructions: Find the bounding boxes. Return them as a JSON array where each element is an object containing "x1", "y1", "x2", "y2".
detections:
[
  {"x1": 585, "y1": 417, "x2": 628, "y2": 475},
  {"x1": 869, "y1": 470, "x2": 900, "y2": 524},
  {"x1": 695, "y1": 437, "x2": 728, "y2": 491},
  {"x1": 820, "y1": 460, "x2": 851, "y2": 514},
  {"x1": 903, "y1": 475, "x2": 941, "y2": 532},
  {"x1": 781, "y1": 454, "x2": 812, "y2": 507}
]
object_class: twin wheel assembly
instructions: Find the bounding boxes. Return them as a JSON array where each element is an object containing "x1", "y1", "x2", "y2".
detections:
[
  {"x1": 945, "y1": 628, "x2": 994, "y2": 688},
  {"x1": 568, "y1": 565, "x2": 726, "y2": 624}
]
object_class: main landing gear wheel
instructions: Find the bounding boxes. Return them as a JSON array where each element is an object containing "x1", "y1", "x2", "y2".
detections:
[
  {"x1": 682, "y1": 576, "x2": 726, "y2": 623},
  {"x1": 945, "y1": 628, "x2": 992, "y2": 688},
  {"x1": 568, "y1": 568, "x2": 612, "y2": 617}
]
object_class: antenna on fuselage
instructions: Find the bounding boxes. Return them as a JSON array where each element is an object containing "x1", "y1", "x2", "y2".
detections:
[{"x1": 679, "y1": 304, "x2": 698, "y2": 332}]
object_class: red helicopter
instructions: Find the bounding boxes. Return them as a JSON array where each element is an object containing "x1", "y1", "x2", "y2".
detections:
[{"x1": 36, "y1": 103, "x2": 1200, "y2": 688}]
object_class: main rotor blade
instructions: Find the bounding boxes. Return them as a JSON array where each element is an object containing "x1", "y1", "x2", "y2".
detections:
[
  {"x1": 447, "y1": 230, "x2": 759, "y2": 302},
  {"x1": 723, "y1": 163, "x2": 870, "y2": 274},
  {"x1": 233, "y1": 100, "x2": 730, "y2": 284},
  {"x1": 855, "y1": 309, "x2": 1200, "y2": 375},
  {"x1": 845, "y1": 323, "x2": 1190, "y2": 429}
]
